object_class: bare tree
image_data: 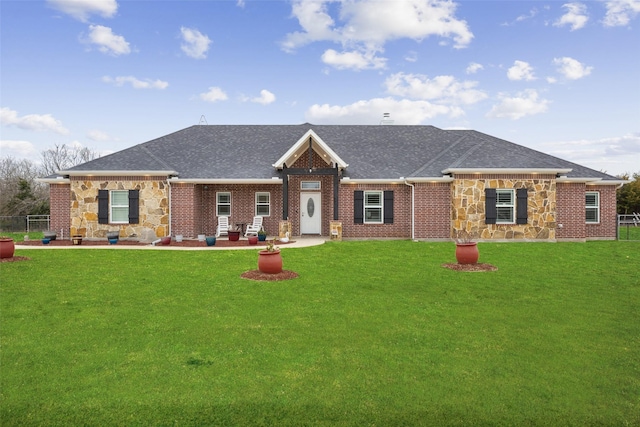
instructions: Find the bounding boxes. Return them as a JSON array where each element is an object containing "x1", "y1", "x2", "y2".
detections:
[
  {"x1": 40, "y1": 143, "x2": 100, "y2": 176},
  {"x1": 0, "y1": 157, "x2": 48, "y2": 216}
]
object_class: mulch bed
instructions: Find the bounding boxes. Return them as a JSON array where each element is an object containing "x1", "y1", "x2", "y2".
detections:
[
  {"x1": 0, "y1": 256, "x2": 31, "y2": 263},
  {"x1": 442, "y1": 263, "x2": 497, "y2": 272},
  {"x1": 16, "y1": 239, "x2": 294, "y2": 248},
  {"x1": 240, "y1": 270, "x2": 299, "y2": 281}
]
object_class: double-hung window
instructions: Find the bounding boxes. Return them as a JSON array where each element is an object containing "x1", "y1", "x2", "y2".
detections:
[
  {"x1": 364, "y1": 191, "x2": 383, "y2": 224},
  {"x1": 256, "y1": 192, "x2": 270, "y2": 216},
  {"x1": 586, "y1": 191, "x2": 600, "y2": 223},
  {"x1": 495, "y1": 189, "x2": 515, "y2": 224},
  {"x1": 217, "y1": 192, "x2": 231, "y2": 217},
  {"x1": 110, "y1": 190, "x2": 130, "y2": 223}
]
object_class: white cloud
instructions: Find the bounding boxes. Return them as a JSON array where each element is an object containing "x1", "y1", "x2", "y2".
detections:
[
  {"x1": 200, "y1": 87, "x2": 228, "y2": 102},
  {"x1": 507, "y1": 60, "x2": 536, "y2": 81},
  {"x1": 102, "y1": 76, "x2": 169, "y2": 89},
  {"x1": 1, "y1": 107, "x2": 70, "y2": 135},
  {"x1": 384, "y1": 72, "x2": 487, "y2": 105},
  {"x1": 404, "y1": 51, "x2": 418, "y2": 62},
  {"x1": 180, "y1": 27, "x2": 212, "y2": 59},
  {"x1": 466, "y1": 62, "x2": 484, "y2": 74},
  {"x1": 306, "y1": 97, "x2": 463, "y2": 125},
  {"x1": 502, "y1": 7, "x2": 539, "y2": 26},
  {"x1": 282, "y1": 0, "x2": 473, "y2": 70},
  {"x1": 321, "y1": 49, "x2": 386, "y2": 70},
  {"x1": 86, "y1": 130, "x2": 112, "y2": 141},
  {"x1": 553, "y1": 57, "x2": 593, "y2": 80},
  {"x1": 47, "y1": 0, "x2": 117, "y2": 22},
  {"x1": 85, "y1": 25, "x2": 130, "y2": 56},
  {"x1": 603, "y1": 0, "x2": 640, "y2": 27},
  {"x1": 486, "y1": 89, "x2": 550, "y2": 120},
  {"x1": 554, "y1": 2, "x2": 589, "y2": 30},
  {"x1": 251, "y1": 90, "x2": 276, "y2": 105},
  {"x1": 0, "y1": 140, "x2": 38, "y2": 158}
]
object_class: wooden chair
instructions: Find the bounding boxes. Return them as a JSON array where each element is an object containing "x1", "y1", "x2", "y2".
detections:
[{"x1": 215, "y1": 216, "x2": 230, "y2": 237}]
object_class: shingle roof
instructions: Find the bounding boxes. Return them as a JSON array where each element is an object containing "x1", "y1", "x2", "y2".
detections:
[{"x1": 61, "y1": 124, "x2": 618, "y2": 181}]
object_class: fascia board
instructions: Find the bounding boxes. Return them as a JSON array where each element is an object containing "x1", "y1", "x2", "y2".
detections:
[
  {"x1": 272, "y1": 129, "x2": 348, "y2": 169},
  {"x1": 556, "y1": 177, "x2": 628, "y2": 185},
  {"x1": 442, "y1": 168, "x2": 573, "y2": 175},
  {"x1": 405, "y1": 177, "x2": 454, "y2": 183},
  {"x1": 168, "y1": 178, "x2": 283, "y2": 184},
  {"x1": 340, "y1": 178, "x2": 405, "y2": 184},
  {"x1": 37, "y1": 177, "x2": 71, "y2": 184}
]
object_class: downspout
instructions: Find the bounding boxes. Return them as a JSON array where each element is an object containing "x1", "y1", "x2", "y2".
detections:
[
  {"x1": 167, "y1": 177, "x2": 172, "y2": 237},
  {"x1": 403, "y1": 178, "x2": 415, "y2": 241}
]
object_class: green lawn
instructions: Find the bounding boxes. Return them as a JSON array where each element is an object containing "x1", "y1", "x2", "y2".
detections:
[{"x1": 1, "y1": 241, "x2": 639, "y2": 426}]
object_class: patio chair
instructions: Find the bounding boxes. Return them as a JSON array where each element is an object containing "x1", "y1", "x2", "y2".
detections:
[
  {"x1": 215, "y1": 216, "x2": 230, "y2": 237},
  {"x1": 245, "y1": 216, "x2": 263, "y2": 237}
]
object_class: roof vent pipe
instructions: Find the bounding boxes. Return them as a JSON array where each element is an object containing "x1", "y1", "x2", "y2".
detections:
[{"x1": 380, "y1": 113, "x2": 394, "y2": 125}]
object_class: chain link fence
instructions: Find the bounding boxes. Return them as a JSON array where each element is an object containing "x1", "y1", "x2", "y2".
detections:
[
  {"x1": 0, "y1": 215, "x2": 50, "y2": 233},
  {"x1": 618, "y1": 214, "x2": 640, "y2": 241}
]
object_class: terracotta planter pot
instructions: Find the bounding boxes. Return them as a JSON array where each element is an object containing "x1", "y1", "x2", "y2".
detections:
[
  {"x1": 160, "y1": 236, "x2": 171, "y2": 245},
  {"x1": 0, "y1": 238, "x2": 15, "y2": 258},
  {"x1": 455, "y1": 242, "x2": 479, "y2": 264},
  {"x1": 228, "y1": 231, "x2": 240, "y2": 241},
  {"x1": 258, "y1": 250, "x2": 283, "y2": 274},
  {"x1": 248, "y1": 236, "x2": 258, "y2": 245}
]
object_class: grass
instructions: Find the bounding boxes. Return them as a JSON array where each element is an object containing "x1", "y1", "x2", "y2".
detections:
[{"x1": 1, "y1": 241, "x2": 639, "y2": 426}]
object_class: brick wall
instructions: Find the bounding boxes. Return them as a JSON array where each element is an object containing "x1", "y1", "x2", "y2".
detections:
[
  {"x1": 171, "y1": 183, "x2": 198, "y2": 237},
  {"x1": 339, "y1": 183, "x2": 411, "y2": 238},
  {"x1": 414, "y1": 182, "x2": 451, "y2": 239},
  {"x1": 49, "y1": 183, "x2": 70, "y2": 235},
  {"x1": 556, "y1": 183, "x2": 586, "y2": 239},
  {"x1": 586, "y1": 185, "x2": 617, "y2": 239}
]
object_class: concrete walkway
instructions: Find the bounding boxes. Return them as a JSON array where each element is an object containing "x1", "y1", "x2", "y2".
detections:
[{"x1": 15, "y1": 236, "x2": 328, "y2": 251}]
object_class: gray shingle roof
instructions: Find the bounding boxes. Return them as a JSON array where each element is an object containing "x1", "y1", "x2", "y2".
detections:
[{"x1": 61, "y1": 124, "x2": 618, "y2": 181}]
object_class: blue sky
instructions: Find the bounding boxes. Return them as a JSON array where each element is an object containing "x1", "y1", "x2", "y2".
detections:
[{"x1": 1, "y1": 0, "x2": 639, "y2": 176}]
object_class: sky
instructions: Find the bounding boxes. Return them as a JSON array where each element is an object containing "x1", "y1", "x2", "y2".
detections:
[{"x1": 1, "y1": 0, "x2": 639, "y2": 177}]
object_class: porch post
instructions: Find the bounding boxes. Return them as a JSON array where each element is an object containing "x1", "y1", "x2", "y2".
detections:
[
  {"x1": 333, "y1": 165, "x2": 339, "y2": 220},
  {"x1": 282, "y1": 166, "x2": 289, "y2": 220}
]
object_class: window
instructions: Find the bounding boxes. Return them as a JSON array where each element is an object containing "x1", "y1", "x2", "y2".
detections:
[
  {"x1": 364, "y1": 191, "x2": 383, "y2": 223},
  {"x1": 354, "y1": 190, "x2": 394, "y2": 224},
  {"x1": 256, "y1": 192, "x2": 270, "y2": 216},
  {"x1": 586, "y1": 191, "x2": 600, "y2": 223},
  {"x1": 110, "y1": 190, "x2": 129, "y2": 223},
  {"x1": 496, "y1": 189, "x2": 515, "y2": 224},
  {"x1": 485, "y1": 188, "x2": 527, "y2": 225},
  {"x1": 98, "y1": 189, "x2": 139, "y2": 224},
  {"x1": 217, "y1": 192, "x2": 231, "y2": 217},
  {"x1": 301, "y1": 181, "x2": 321, "y2": 190}
]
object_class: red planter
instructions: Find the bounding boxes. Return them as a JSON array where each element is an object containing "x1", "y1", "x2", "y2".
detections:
[
  {"x1": 258, "y1": 250, "x2": 283, "y2": 274},
  {"x1": 248, "y1": 235, "x2": 258, "y2": 245},
  {"x1": 228, "y1": 231, "x2": 240, "y2": 241},
  {"x1": 455, "y1": 243, "x2": 479, "y2": 264},
  {"x1": 0, "y1": 238, "x2": 15, "y2": 259}
]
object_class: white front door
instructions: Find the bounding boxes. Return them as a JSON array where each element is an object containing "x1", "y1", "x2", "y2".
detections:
[{"x1": 300, "y1": 192, "x2": 321, "y2": 234}]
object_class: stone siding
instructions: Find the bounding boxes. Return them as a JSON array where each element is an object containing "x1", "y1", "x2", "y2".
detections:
[
  {"x1": 70, "y1": 176, "x2": 169, "y2": 239},
  {"x1": 452, "y1": 174, "x2": 557, "y2": 240}
]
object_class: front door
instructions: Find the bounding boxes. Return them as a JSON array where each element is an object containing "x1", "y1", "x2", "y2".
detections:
[{"x1": 300, "y1": 192, "x2": 321, "y2": 234}]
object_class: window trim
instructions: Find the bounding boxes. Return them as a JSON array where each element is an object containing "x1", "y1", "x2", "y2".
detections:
[
  {"x1": 586, "y1": 191, "x2": 600, "y2": 224},
  {"x1": 255, "y1": 192, "x2": 271, "y2": 217},
  {"x1": 495, "y1": 189, "x2": 515, "y2": 224},
  {"x1": 110, "y1": 190, "x2": 130, "y2": 224},
  {"x1": 301, "y1": 181, "x2": 321, "y2": 190},
  {"x1": 364, "y1": 190, "x2": 383, "y2": 224},
  {"x1": 216, "y1": 192, "x2": 231, "y2": 217}
]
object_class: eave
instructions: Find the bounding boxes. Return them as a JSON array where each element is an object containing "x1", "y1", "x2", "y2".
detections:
[
  {"x1": 442, "y1": 168, "x2": 573, "y2": 175},
  {"x1": 58, "y1": 170, "x2": 178, "y2": 177},
  {"x1": 168, "y1": 177, "x2": 283, "y2": 184}
]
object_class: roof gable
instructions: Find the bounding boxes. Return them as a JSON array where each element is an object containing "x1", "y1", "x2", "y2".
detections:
[{"x1": 272, "y1": 129, "x2": 348, "y2": 170}]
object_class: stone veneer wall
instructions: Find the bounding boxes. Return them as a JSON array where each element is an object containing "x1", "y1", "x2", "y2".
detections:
[
  {"x1": 70, "y1": 176, "x2": 169, "y2": 239},
  {"x1": 452, "y1": 174, "x2": 557, "y2": 240}
]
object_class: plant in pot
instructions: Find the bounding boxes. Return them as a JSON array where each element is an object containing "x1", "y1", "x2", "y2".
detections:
[
  {"x1": 455, "y1": 230, "x2": 479, "y2": 264},
  {"x1": 257, "y1": 227, "x2": 267, "y2": 242},
  {"x1": 72, "y1": 217, "x2": 87, "y2": 245},
  {"x1": 258, "y1": 240, "x2": 282, "y2": 274}
]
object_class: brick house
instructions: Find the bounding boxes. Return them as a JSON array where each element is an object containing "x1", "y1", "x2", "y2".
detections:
[{"x1": 41, "y1": 124, "x2": 624, "y2": 242}]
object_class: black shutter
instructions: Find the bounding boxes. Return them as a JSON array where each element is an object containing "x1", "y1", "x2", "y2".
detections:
[
  {"x1": 128, "y1": 190, "x2": 139, "y2": 224},
  {"x1": 485, "y1": 188, "x2": 497, "y2": 224},
  {"x1": 384, "y1": 191, "x2": 394, "y2": 224},
  {"x1": 98, "y1": 190, "x2": 109, "y2": 224},
  {"x1": 516, "y1": 188, "x2": 528, "y2": 225},
  {"x1": 354, "y1": 191, "x2": 363, "y2": 224}
]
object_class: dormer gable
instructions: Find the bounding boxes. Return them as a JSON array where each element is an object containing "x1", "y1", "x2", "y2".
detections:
[{"x1": 272, "y1": 129, "x2": 348, "y2": 170}]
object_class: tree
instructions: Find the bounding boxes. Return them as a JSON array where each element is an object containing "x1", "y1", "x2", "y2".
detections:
[
  {"x1": 40, "y1": 143, "x2": 100, "y2": 176},
  {"x1": 617, "y1": 172, "x2": 640, "y2": 214},
  {"x1": 0, "y1": 157, "x2": 48, "y2": 216}
]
